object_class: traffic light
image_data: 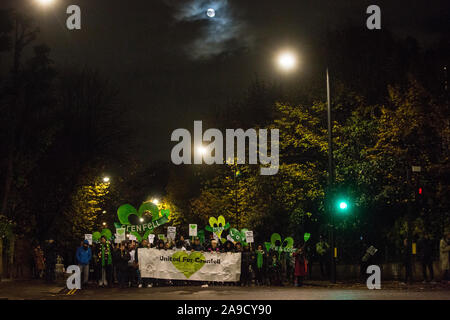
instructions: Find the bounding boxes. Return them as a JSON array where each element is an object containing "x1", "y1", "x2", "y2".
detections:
[
  {"x1": 336, "y1": 199, "x2": 350, "y2": 213},
  {"x1": 416, "y1": 186, "x2": 424, "y2": 207}
]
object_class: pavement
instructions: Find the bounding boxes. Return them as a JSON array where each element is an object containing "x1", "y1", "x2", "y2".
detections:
[{"x1": 1, "y1": 279, "x2": 449, "y2": 300}]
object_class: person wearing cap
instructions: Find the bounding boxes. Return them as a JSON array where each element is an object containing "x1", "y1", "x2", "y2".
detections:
[{"x1": 76, "y1": 240, "x2": 92, "y2": 288}]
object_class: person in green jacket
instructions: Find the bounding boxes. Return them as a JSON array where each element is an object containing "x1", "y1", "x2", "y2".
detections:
[
  {"x1": 98, "y1": 236, "x2": 113, "y2": 287},
  {"x1": 254, "y1": 245, "x2": 265, "y2": 286}
]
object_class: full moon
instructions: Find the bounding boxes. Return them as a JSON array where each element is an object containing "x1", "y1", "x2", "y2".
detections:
[{"x1": 206, "y1": 8, "x2": 215, "y2": 18}]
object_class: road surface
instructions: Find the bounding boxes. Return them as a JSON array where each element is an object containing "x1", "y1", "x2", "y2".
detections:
[{"x1": 1, "y1": 280, "x2": 449, "y2": 300}]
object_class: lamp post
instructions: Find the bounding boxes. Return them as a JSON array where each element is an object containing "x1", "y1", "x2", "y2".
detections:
[
  {"x1": 276, "y1": 51, "x2": 336, "y2": 283},
  {"x1": 326, "y1": 68, "x2": 337, "y2": 284}
]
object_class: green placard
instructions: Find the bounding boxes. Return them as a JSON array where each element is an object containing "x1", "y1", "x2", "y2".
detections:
[
  {"x1": 115, "y1": 202, "x2": 170, "y2": 241},
  {"x1": 264, "y1": 233, "x2": 295, "y2": 257}
]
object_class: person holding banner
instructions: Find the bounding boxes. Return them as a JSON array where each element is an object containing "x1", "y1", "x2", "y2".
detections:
[
  {"x1": 191, "y1": 237, "x2": 204, "y2": 252},
  {"x1": 113, "y1": 242, "x2": 131, "y2": 288},
  {"x1": 153, "y1": 240, "x2": 166, "y2": 287},
  {"x1": 136, "y1": 239, "x2": 153, "y2": 288},
  {"x1": 206, "y1": 240, "x2": 221, "y2": 286},
  {"x1": 206, "y1": 239, "x2": 221, "y2": 253},
  {"x1": 222, "y1": 240, "x2": 235, "y2": 253},
  {"x1": 127, "y1": 241, "x2": 141, "y2": 287},
  {"x1": 240, "y1": 244, "x2": 254, "y2": 287}
]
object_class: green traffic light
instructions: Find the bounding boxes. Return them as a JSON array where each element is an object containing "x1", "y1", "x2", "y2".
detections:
[{"x1": 339, "y1": 202, "x2": 348, "y2": 210}]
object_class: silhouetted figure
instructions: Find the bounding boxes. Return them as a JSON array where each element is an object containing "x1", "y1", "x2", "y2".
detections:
[{"x1": 44, "y1": 239, "x2": 57, "y2": 282}]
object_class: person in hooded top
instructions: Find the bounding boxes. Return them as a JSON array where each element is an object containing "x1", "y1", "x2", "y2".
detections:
[{"x1": 76, "y1": 240, "x2": 92, "y2": 288}]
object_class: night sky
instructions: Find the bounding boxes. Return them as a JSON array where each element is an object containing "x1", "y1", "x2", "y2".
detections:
[{"x1": 2, "y1": 0, "x2": 449, "y2": 164}]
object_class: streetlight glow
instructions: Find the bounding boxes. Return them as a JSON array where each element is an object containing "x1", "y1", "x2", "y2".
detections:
[
  {"x1": 152, "y1": 198, "x2": 160, "y2": 205},
  {"x1": 36, "y1": 0, "x2": 56, "y2": 6},
  {"x1": 103, "y1": 176, "x2": 110, "y2": 183},
  {"x1": 102, "y1": 222, "x2": 107, "y2": 226},
  {"x1": 277, "y1": 51, "x2": 298, "y2": 71},
  {"x1": 196, "y1": 146, "x2": 207, "y2": 156}
]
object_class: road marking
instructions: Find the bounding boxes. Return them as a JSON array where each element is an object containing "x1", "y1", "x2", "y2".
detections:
[{"x1": 67, "y1": 289, "x2": 77, "y2": 295}]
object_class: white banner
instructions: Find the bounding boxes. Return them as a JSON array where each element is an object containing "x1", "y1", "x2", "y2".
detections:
[{"x1": 138, "y1": 248, "x2": 241, "y2": 282}]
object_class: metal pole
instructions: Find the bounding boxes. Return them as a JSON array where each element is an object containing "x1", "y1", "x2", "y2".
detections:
[
  {"x1": 327, "y1": 68, "x2": 336, "y2": 283},
  {"x1": 234, "y1": 165, "x2": 238, "y2": 230}
]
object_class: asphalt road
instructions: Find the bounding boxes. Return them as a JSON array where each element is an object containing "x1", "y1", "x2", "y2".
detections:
[{"x1": 1, "y1": 280, "x2": 449, "y2": 300}]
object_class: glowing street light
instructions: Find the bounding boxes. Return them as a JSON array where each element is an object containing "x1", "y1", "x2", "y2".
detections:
[
  {"x1": 102, "y1": 210, "x2": 107, "y2": 214},
  {"x1": 103, "y1": 176, "x2": 110, "y2": 183},
  {"x1": 139, "y1": 218, "x2": 144, "y2": 223},
  {"x1": 152, "y1": 198, "x2": 160, "y2": 205},
  {"x1": 102, "y1": 222, "x2": 107, "y2": 226},
  {"x1": 276, "y1": 51, "x2": 298, "y2": 72},
  {"x1": 196, "y1": 146, "x2": 207, "y2": 156},
  {"x1": 35, "y1": 0, "x2": 56, "y2": 6}
]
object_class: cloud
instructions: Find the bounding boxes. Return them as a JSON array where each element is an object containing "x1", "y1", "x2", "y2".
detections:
[{"x1": 165, "y1": 0, "x2": 251, "y2": 59}]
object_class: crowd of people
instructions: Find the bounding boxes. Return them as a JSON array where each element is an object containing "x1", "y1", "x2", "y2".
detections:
[
  {"x1": 74, "y1": 235, "x2": 310, "y2": 289},
  {"x1": 28, "y1": 230, "x2": 450, "y2": 288}
]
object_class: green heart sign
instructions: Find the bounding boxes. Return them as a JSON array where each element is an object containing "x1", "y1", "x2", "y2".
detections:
[
  {"x1": 92, "y1": 228, "x2": 113, "y2": 242},
  {"x1": 264, "y1": 233, "x2": 295, "y2": 257},
  {"x1": 115, "y1": 202, "x2": 170, "y2": 241},
  {"x1": 204, "y1": 215, "x2": 230, "y2": 240},
  {"x1": 171, "y1": 251, "x2": 206, "y2": 278},
  {"x1": 229, "y1": 228, "x2": 248, "y2": 246},
  {"x1": 304, "y1": 233, "x2": 311, "y2": 242}
]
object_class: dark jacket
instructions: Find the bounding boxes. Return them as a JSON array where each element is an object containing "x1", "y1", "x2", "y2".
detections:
[
  {"x1": 191, "y1": 244, "x2": 204, "y2": 251},
  {"x1": 113, "y1": 248, "x2": 131, "y2": 271},
  {"x1": 222, "y1": 241, "x2": 235, "y2": 253},
  {"x1": 44, "y1": 242, "x2": 57, "y2": 265},
  {"x1": 418, "y1": 238, "x2": 434, "y2": 262}
]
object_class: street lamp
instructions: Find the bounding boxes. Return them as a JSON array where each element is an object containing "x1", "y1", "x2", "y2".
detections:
[
  {"x1": 102, "y1": 222, "x2": 107, "y2": 226},
  {"x1": 276, "y1": 51, "x2": 298, "y2": 72},
  {"x1": 103, "y1": 176, "x2": 110, "y2": 183},
  {"x1": 276, "y1": 50, "x2": 336, "y2": 283},
  {"x1": 35, "y1": 0, "x2": 56, "y2": 6},
  {"x1": 196, "y1": 146, "x2": 207, "y2": 157},
  {"x1": 152, "y1": 198, "x2": 160, "y2": 205}
]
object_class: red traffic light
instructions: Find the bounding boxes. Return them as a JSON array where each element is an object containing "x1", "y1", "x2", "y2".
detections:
[{"x1": 418, "y1": 188, "x2": 423, "y2": 195}]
